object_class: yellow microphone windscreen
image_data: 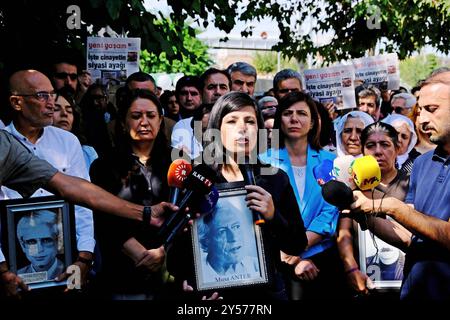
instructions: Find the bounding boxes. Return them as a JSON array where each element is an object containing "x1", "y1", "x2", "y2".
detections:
[{"x1": 351, "y1": 155, "x2": 381, "y2": 190}]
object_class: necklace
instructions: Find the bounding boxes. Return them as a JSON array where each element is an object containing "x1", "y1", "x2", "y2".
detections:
[{"x1": 293, "y1": 165, "x2": 306, "y2": 179}]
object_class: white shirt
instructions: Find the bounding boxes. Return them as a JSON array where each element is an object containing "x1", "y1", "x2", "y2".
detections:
[
  {"x1": 292, "y1": 165, "x2": 307, "y2": 202},
  {"x1": 0, "y1": 124, "x2": 95, "y2": 263},
  {"x1": 171, "y1": 117, "x2": 203, "y2": 159}
]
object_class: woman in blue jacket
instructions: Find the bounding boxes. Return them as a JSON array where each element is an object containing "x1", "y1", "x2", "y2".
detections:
[{"x1": 259, "y1": 91, "x2": 342, "y2": 299}]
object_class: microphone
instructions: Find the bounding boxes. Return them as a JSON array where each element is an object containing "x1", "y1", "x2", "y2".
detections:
[
  {"x1": 321, "y1": 180, "x2": 354, "y2": 210},
  {"x1": 164, "y1": 187, "x2": 219, "y2": 249},
  {"x1": 158, "y1": 163, "x2": 216, "y2": 247},
  {"x1": 332, "y1": 155, "x2": 356, "y2": 188},
  {"x1": 351, "y1": 155, "x2": 381, "y2": 191},
  {"x1": 313, "y1": 159, "x2": 354, "y2": 209},
  {"x1": 198, "y1": 187, "x2": 219, "y2": 215},
  {"x1": 312, "y1": 159, "x2": 334, "y2": 186},
  {"x1": 315, "y1": 155, "x2": 381, "y2": 231},
  {"x1": 239, "y1": 158, "x2": 265, "y2": 225},
  {"x1": 167, "y1": 159, "x2": 192, "y2": 205}
]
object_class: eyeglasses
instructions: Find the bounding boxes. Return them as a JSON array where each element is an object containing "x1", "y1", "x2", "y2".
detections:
[
  {"x1": 23, "y1": 237, "x2": 56, "y2": 247},
  {"x1": 15, "y1": 91, "x2": 57, "y2": 102},
  {"x1": 54, "y1": 72, "x2": 78, "y2": 81},
  {"x1": 278, "y1": 88, "x2": 300, "y2": 94}
]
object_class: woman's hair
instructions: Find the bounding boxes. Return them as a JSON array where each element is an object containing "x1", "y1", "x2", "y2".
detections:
[
  {"x1": 55, "y1": 87, "x2": 87, "y2": 144},
  {"x1": 273, "y1": 91, "x2": 321, "y2": 150},
  {"x1": 315, "y1": 100, "x2": 335, "y2": 148},
  {"x1": 117, "y1": 88, "x2": 163, "y2": 120},
  {"x1": 360, "y1": 121, "x2": 399, "y2": 151},
  {"x1": 203, "y1": 92, "x2": 264, "y2": 170},
  {"x1": 115, "y1": 89, "x2": 169, "y2": 169}
]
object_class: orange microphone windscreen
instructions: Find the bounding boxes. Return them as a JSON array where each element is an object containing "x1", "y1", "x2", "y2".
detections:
[{"x1": 167, "y1": 159, "x2": 192, "y2": 188}]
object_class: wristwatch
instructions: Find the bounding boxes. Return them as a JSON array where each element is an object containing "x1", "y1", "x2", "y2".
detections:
[
  {"x1": 143, "y1": 206, "x2": 152, "y2": 225},
  {"x1": 76, "y1": 256, "x2": 94, "y2": 268}
]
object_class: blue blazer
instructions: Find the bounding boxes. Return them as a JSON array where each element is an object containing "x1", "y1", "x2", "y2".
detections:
[{"x1": 259, "y1": 144, "x2": 339, "y2": 258}]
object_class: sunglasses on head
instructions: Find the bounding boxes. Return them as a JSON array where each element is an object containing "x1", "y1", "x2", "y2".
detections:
[{"x1": 54, "y1": 72, "x2": 78, "y2": 81}]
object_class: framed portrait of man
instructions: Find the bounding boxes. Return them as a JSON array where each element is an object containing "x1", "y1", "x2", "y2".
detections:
[
  {"x1": 191, "y1": 183, "x2": 269, "y2": 291},
  {"x1": 0, "y1": 196, "x2": 76, "y2": 290},
  {"x1": 358, "y1": 224, "x2": 405, "y2": 290}
]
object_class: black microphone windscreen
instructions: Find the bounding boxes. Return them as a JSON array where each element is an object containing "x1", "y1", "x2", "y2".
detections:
[
  {"x1": 183, "y1": 163, "x2": 216, "y2": 194},
  {"x1": 321, "y1": 180, "x2": 354, "y2": 210}
]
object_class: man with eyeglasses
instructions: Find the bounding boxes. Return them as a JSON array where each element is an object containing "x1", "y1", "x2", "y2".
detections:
[
  {"x1": 391, "y1": 92, "x2": 417, "y2": 116},
  {"x1": 16, "y1": 210, "x2": 65, "y2": 282},
  {"x1": 273, "y1": 69, "x2": 303, "y2": 100},
  {"x1": 0, "y1": 72, "x2": 178, "y2": 297},
  {"x1": 2, "y1": 69, "x2": 96, "y2": 294}
]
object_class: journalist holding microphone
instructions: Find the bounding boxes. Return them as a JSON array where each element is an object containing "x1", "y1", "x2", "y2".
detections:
[
  {"x1": 348, "y1": 70, "x2": 450, "y2": 299},
  {"x1": 167, "y1": 92, "x2": 307, "y2": 300}
]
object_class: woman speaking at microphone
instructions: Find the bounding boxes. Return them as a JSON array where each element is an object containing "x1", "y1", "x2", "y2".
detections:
[
  {"x1": 259, "y1": 91, "x2": 341, "y2": 300},
  {"x1": 337, "y1": 122, "x2": 411, "y2": 298},
  {"x1": 89, "y1": 89, "x2": 172, "y2": 300},
  {"x1": 167, "y1": 92, "x2": 307, "y2": 300}
]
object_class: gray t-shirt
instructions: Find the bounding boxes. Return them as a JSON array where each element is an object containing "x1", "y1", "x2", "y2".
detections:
[{"x1": 0, "y1": 130, "x2": 58, "y2": 197}]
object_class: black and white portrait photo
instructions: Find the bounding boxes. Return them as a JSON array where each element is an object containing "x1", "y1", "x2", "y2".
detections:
[
  {"x1": 16, "y1": 209, "x2": 65, "y2": 283},
  {"x1": 1, "y1": 197, "x2": 76, "y2": 289},
  {"x1": 192, "y1": 188, "x2": 268, "y2": 291}
]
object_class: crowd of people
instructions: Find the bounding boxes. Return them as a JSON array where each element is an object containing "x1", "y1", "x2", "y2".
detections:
[{"x1": 0, "y1": 55, "x2": 448, "y2": 301}]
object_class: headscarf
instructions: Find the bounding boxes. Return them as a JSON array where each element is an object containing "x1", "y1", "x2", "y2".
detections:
[
  {"x1": 335, "y1": 111, "x2": 374, "y2": 157},
  {"x1": 382, "y1": 114, "x2": 418, "y2": 168}
]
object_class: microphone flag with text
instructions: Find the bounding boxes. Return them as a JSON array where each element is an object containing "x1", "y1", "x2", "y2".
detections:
[{"x1": 158, "y1": 163, "x2": 216, "y2": 248}]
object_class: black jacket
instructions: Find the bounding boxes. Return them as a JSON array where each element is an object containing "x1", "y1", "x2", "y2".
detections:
[{"x1": 166, "y1": 162, "x2": 307, "y2": 300}]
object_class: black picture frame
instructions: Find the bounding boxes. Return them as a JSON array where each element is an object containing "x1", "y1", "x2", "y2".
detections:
[
  {"x1": 0, "y1": 196, "x2": 76, "y2": 290},
  {"x1": 191, "y1": 183, "x2": 269, "y2": 291},
  {"x1": 358, "y1": 224, "x2": 405, "y2": 290}
]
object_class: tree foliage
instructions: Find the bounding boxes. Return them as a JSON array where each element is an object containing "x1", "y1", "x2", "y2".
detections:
[
  {"x1": 399, "y1": 54, "x2": 445, "y2": 87},
  {"x1": 140, "y1": 24, "x2": 211, "y2": 75},
  {"x1": 1, "y1": 0, "x2": 449, "y2": 73},
  {"x1": 253, "y1": 52, "x2": 299, "y2": 75}
]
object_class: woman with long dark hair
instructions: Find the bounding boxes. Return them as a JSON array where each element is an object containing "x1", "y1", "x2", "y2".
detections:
[
  {"x1": 259, "y1": 91, "x2": 341, "y2": 300},
  {"x1": 167, "y1": 92, "x2": 307, "y2": 300},
  {"x1": 89, "y1": 89, "x2": 172, "y2": 300}
]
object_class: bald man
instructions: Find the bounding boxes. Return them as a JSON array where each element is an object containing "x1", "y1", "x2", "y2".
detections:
[
  {"x1": 0, "y1": 72, "x2": 178, "y2": 298},
  {"x1": 4, "y1": 70, "x2": 97, "y2": 289}
]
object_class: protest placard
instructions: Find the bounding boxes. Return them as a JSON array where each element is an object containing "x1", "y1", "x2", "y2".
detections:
[
  {"x1": 87, "y1": 37, "x2": 140, "y2": 85},
  {"x1": 352, "y1": 53, "x2": 400, "y2": 90},
  {"x1": 304, "y1": 64, "x2": 356, "y2": 110}
]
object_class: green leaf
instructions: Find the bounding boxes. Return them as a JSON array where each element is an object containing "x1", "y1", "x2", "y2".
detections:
[{"x1": 106, "y1": 0, "x2": 122, "y2": 20}]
